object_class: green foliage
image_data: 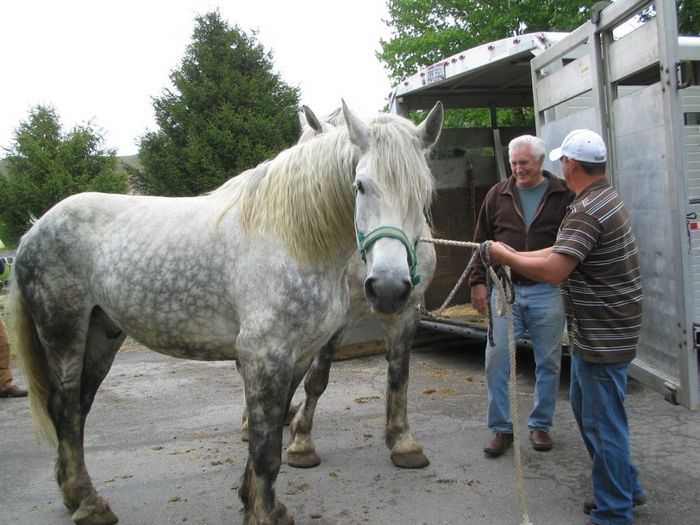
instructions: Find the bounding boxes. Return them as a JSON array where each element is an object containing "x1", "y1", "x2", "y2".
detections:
[
  {"x1": 378, "y1": 0, "x2": 597, "y2": 84},
  {"x1": 678, "y1": 0, "x2": 700, "y2": 34},
  {"x1": 379, "y1": 1, "x2": 595, "y2": 130},
  {"x1": 0, "y1": 106, "x2": 127, "y2": 243},
  {"x1": 639, "y1": 0, "x2": 700, "y2": 35},
  {"x1": 380, "y1": 0, "x2": 700, "y2": 87},
  {"x1": 130, "y1": 11, "x2": 301, "y2": 196},
  {"x1": 433, "y1": 107, "x2": 534, "y2": 129}
]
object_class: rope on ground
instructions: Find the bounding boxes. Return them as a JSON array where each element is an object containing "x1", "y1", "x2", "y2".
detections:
[
  {"x1": 488, "y1": 263, "x2": 532, "y2": 525},
  {"x1": 420, "y1": 236, "x2": 533, "y2": 525}
]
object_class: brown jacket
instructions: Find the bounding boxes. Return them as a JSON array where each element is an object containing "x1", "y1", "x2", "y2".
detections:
[{"x1": 469, "y1": 171, "x2": 573, "y2": 287}]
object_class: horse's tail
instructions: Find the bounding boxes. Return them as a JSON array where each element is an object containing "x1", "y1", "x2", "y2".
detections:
[{"x1": 7, "y1": 284, "x2": 57, "y2": 445}]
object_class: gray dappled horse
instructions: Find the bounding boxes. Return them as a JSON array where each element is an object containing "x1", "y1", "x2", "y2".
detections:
[
  {"x1": 241, "y1": 106, "x2": 437, "y2": 470},
  {"x1": 10, "y1": 101, "x2": 443, "y2": 525}
]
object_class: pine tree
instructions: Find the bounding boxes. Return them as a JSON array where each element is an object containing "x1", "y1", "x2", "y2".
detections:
[
  {"x1": 130, "y1": 11, "x2": 301, "y2": 196},
  {"x1": 0, "y1": 105, "x2": 127, "y2": 242}
]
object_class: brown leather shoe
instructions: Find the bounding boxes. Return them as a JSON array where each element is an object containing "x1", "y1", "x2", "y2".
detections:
[
  {"x1": 0, "y1": 384, "x2": 28, "y2": 398},
  {"x1": 583, "y1": 494, "x2": 647, "y2": 514},
  {"x1": 483, "y1": 433, "x2": 514, "y2": 457},
  {"x1": 529, "y1": 430, "x2": 553, "y2": 451}
]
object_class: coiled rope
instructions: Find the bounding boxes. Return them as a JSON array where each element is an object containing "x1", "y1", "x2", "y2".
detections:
[{"x1": 419, "y1": 236, "x2": 533, "y2": 525}]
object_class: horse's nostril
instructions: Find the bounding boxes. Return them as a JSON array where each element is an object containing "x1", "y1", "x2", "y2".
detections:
[
  {"x1": 364, "y1": 277, "x2": 378, "y2": 302},
  {"x1": 364, "y1": 276, "x2": 412, "y2": 314},
  {"x1": 396, "y1": 279, "x2": 412, "y2": 303}
]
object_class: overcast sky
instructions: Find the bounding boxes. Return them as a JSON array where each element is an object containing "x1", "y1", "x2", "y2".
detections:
[{"x1": 0, "y1": 0, "x2": 394, "y2": 157}]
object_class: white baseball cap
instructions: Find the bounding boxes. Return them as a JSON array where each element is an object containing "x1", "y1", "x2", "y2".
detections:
[{"x1": 548, "y1": 129, "x2": 607, "y2": 163}]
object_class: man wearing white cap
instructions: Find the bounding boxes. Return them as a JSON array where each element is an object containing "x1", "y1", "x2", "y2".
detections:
[{"x1": 489, "y1": 129, "x2": 646, "y2": 525}]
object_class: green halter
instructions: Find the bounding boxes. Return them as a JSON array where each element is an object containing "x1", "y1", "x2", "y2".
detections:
[
  {"x1": 352, "y1": 183, "x2": 421, "y2": 286},
  {"x1": 355, "y1": 225, "x2": 420, "y2": 286}
]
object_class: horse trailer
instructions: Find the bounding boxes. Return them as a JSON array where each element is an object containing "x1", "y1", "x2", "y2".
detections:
[{"x1": 389, "y1": 0, "x2": 700, "y2": 409}]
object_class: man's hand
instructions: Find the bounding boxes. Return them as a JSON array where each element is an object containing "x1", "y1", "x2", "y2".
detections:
[
  {"x1": 489, "y1": 241, "x2": 513, "y2": 265},
  {"x1": 470, "y1": 283, "x2": 489, "y2": 315}
]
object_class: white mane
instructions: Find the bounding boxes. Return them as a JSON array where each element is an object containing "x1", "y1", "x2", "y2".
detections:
[{"x1": 212, "y1": 113, "x2": 434, "y2": 266}]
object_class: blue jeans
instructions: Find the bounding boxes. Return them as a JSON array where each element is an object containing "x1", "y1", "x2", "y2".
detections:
[
  {"x1": 485, "y1": 283, "x2": 564, "y2": 433},
  {"x1": 570, "y1": 356, "x2": 645, "y2": 525}
]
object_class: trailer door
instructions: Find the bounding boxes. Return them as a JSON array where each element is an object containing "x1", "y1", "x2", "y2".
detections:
[{"x1": 531, "y1": 0, "x2": 699, "y2": 409}]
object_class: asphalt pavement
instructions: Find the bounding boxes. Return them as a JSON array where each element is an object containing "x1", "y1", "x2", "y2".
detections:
[{"x1": 2, "y1": 337, "x2": 699, "y2": 525}]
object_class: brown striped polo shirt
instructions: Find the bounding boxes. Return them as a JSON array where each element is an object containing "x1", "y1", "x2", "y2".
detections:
[{"x1": 552, "y1": 177, "x2": 643, "y2": 363}]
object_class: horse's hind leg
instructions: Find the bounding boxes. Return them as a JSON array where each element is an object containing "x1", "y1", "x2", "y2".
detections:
[
  {"x1": 286, "y1": 331, "x2": 342, "y2": 468},
  {"x1": 49, "y1": 308, "x2": 124, "y2": 525},
  {"x1": 80, "y1": 308, "x2": 126, "y2": 419},
  {"x1": 382, "y1": 310, "x2": 429, "y2": 468}
]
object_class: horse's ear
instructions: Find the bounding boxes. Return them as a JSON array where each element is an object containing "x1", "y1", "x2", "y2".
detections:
[
  {"x1": 302, "y1": 105, "x2": 324, "y2": 134},
  {"x1": 416, "y1": 101, "x2": 443, "y2": 150},
  {"x1": 342, "y1": 99, "x2": 370, "y2": 153}
]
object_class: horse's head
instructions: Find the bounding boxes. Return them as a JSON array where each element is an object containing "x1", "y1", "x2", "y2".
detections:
[{"x1": 343, "y1": 101, "x2": 443, "y2": 315}]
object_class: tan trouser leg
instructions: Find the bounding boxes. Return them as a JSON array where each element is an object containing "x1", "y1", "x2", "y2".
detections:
[{"x1": 0, "y1": 316, "x2": 14, "y2": 390}]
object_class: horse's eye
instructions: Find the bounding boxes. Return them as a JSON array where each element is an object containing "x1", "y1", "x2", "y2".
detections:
[{"x1": 353, "y1": 181, "x2": 365, "y2": 195}]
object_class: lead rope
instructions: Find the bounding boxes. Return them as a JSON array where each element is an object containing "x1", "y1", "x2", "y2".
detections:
[{"x1": 420, "y1": 237, "x2": 533, "y2": 525}]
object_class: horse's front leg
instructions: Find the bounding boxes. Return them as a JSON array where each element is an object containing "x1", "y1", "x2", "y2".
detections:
[
  {"x1": 239, "y1": 360, "x2": 303, "y2": 443},
  {"x1": 238, "y1": 355, "x2": 294, "y2": 525},
  {"x1": 286, "y1": 330, "x2": 342, "y2": 468},
  {"x1": 382, "y1": 311, "x2": 430, "y2": 468}
]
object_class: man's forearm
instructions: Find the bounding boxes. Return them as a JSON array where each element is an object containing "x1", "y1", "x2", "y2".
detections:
[
  {"x1": 495, "y1": 248, "x2": 576, "y2": 285},
  {"x1": 518, "y1": 247, "x2": 553, "y2": 258}
]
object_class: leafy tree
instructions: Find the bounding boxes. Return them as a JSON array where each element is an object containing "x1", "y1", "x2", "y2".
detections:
[
  {"x1": 380, "y1": 0, "x2": 700, "y2": 85},
  {"x1": 0, "y1": 105, "x2": 127, "y2": 242},
  {"x1": 130, "y1": 11, "x2": 301, "y2": 196},
  {"x1": 379, "y1": 1, "x2": 597, "y2": 128},
  {"x1": 378, "y1": 0, "x2": 596, "y2": 84},
  {"x1": 379, "y1": 1, "x2": 700, "y2": 128},
  {"x1": 677, "y1": 0, "x2": 700, "y2": 33},
  {"x1": 639, "y1": 0, "x2": 700, "y2": 35}
]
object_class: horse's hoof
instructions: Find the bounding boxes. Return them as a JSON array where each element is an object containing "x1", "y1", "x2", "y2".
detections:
[
  {"x1": 72, "y1": 499, "x2": 118, "y2": 525},
  {"x1": 243, "y1": 502, "x2": 295, "y2": 525},
  {"x1": 63, "y1": 496, "x2": 79, "y2": 513},
  {"x1": 286, "y1": 450, "x2": 321, "y2": 468},
  {"x1": 271, "y1": 501, "x2": 294, "y2": 525},
  {"x1": 391, "y1": 450, "x2": 430, "y2": 469},
  {"x1": 241, "y1": 428, "x2": 249, "y2": 442}
]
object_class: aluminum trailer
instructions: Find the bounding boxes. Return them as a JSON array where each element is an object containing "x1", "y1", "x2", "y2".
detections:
[
  {"x1": 389, "y1": 33, "x2": 575, "y2": 346},
  {"x1": 391, "y1": 0, "x2": 700, "y2": 409}
]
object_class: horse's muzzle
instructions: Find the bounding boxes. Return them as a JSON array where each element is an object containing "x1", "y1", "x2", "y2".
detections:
[{"x1": 364, "y1": 275, "x2": 412, "y2": 314}]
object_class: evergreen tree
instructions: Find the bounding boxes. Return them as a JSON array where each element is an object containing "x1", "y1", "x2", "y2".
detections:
[
  {"x1": 0, "y1": 105, "x2": 127, "y2": 242},
  {"x1": 130, "y1": 11, "x2": 301, "y2": 196}
]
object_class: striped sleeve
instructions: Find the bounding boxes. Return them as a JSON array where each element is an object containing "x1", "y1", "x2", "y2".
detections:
[{"x1": 552, "y1": 212, "x2": 601, "y2": 262}]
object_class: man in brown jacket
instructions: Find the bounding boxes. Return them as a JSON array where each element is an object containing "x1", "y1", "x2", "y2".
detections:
[{"x1": 470, "y1": 135, "x2": 572, "y2": 456}]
